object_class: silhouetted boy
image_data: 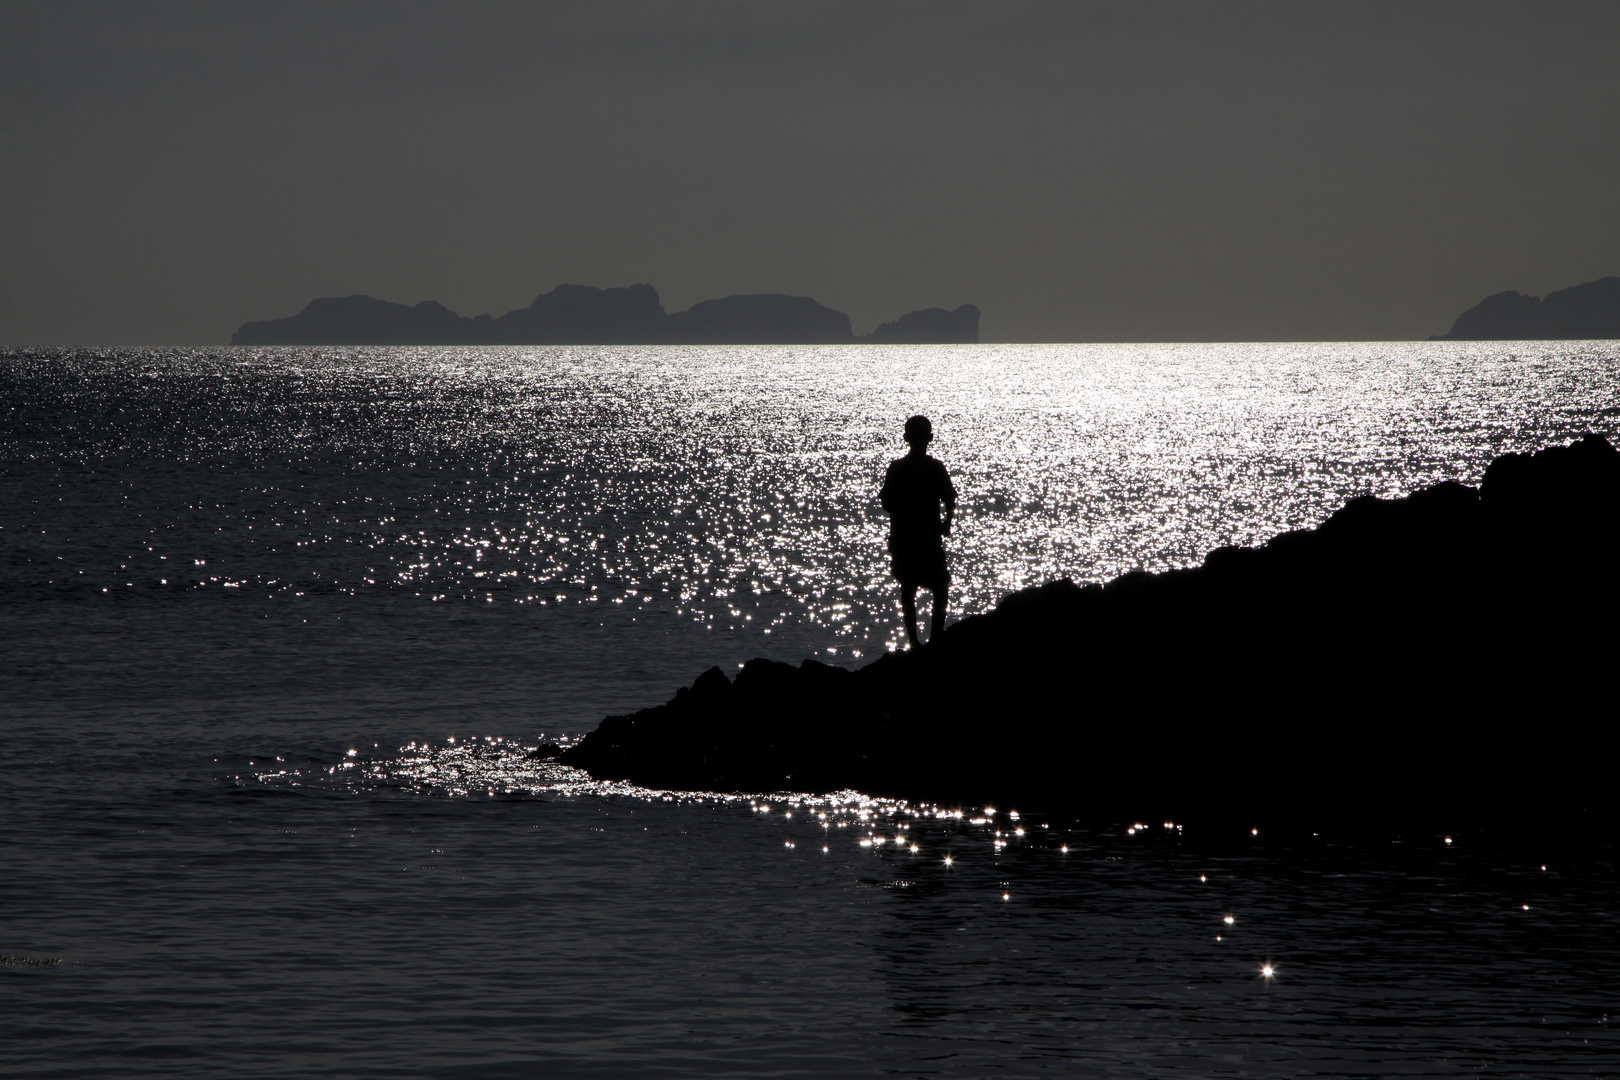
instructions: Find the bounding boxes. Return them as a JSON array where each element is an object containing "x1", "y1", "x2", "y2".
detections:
[{"x1": 880, "y1": 415, "x2": 957, "y2": 647}]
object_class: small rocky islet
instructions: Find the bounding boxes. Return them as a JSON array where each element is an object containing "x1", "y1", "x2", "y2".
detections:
[
  {"x1": 231, "y1": 284, "x2": 979, "y2": 345},
  {"x1": 1431, "y1": 275, "x2": 1620, "y2": 340},
  {"x1": 558, "y1": 435, "x2": 1619, "y2": 826}
]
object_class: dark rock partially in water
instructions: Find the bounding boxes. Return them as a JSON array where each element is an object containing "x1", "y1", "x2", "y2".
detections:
[
  {"x1": 1433, "y1": 276, "x2": 1620, "y2": 340},
  {"x1": 230, "y1": 286, "x2": 980, "y2": 345},
  {"x1": 562, "y1": 435, "x2": 1619, "y2": 825}
]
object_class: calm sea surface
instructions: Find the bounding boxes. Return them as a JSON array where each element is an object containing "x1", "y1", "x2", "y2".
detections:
[{"x1": 3, "y1": 342, "x2": 1619, "y2": 1078}]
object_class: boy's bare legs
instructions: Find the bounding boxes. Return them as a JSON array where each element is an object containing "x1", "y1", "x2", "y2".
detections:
[
  {"x1": 900, "y1": 582, "x2": 921, "y2": 647},
  {"x1": 901, "y1": 582, "x2": 948, "y2": 648}
]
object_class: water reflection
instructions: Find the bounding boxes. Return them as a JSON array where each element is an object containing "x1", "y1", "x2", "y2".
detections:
[
  {"x1": 9, "y1": 343, "x2": 1620, "y2": 1078},
  {"x1": 235, "y1": 734, "x2": 1620, "y2": 1075},
  {"x1": 7, "y1": 342, "x2": 1616, "y2": 665}
]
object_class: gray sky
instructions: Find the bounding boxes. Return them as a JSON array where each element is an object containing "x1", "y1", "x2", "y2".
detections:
[{"x1": 3, "y1": 0, "x2": 1617, "y2": 343}]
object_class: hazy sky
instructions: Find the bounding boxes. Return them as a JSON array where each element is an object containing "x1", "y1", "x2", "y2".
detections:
[{"x1": 3, "y1": 1, "x2": 1617, "y2": 343}]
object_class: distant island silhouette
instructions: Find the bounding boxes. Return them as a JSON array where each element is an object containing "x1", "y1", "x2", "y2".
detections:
[
  {"x1": 231, "y1": 285, "x2": 980, "y2": 346},
  {"x1": 1432, "y1": 276, "x2": 1620, "y2": 340},
  {"x1": 555, "y1": 434, "x2": 1617, "y2": 826}
]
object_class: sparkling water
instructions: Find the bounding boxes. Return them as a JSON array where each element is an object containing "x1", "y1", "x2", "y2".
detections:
[{"x1": 3, "y1": 342, "x2": 1617, "y2": 1077}]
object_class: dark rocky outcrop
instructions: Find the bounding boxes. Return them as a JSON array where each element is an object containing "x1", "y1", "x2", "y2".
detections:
[
  {"x1": 230, "y1": 286, "x2": 980, "y2": 345},
  {"x1": 864, "y1": 304, "x2": 980, "y2": 344},
  {"x1": 232, "y1": 295, "x2": 480, "y2": 346},
  {"x1": 490, "y1": 284, "x2": 667, "y2": 344},
  {"x1": 666, "y1": 294, "x2": 853, "y2": 344},
  {"x1": 562, "y1": 435, "x2": 1619, "y2": 826},
  {"x1": 1433, "y1": 276, "x2": 1620, "y2": 340}
]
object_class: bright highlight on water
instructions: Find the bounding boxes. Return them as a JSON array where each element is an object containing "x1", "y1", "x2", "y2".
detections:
[{"x1": 3, "y1": 341, "x2": 1618, "y2": 1079}]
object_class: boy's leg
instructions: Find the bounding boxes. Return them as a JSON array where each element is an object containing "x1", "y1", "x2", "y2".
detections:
[
  {"x1": 930, "y1": 581, "x2": 948, "y2": 641},
  {"x1": 900, "y1": 582, "x2": 921, "y2": 647}
]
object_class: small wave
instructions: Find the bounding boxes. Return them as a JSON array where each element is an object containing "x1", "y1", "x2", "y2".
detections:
[{"x1": 241, "y1": 734, "x2": 916, "y2": 818}]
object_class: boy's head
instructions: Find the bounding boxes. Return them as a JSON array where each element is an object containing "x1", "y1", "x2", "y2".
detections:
[{"x1": 904, "y1": 415, "x2": 932, "y2": 449}]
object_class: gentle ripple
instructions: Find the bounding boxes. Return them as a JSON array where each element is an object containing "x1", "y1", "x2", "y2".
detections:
[{"x1": 5, "y1": 342, "x2": 1617, "y2": 663}]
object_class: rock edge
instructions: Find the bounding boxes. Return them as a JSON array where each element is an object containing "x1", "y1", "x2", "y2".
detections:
[{"x1": 562, "y1": 435, "x2": 1619, "y2": 824}]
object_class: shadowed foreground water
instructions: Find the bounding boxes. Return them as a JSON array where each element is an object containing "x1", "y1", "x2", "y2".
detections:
[
  {"x1": 6, "y1": 738, "x2": 1618, "y2": 1078},
  {"x1": 4, "y1": 343, "x2": 1619, "y2": 1077}
]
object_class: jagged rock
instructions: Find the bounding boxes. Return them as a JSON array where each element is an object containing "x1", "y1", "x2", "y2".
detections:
[
  {"x1": 562, "y1": 435, "x2": 1619, "y2": 825},
  {"x1": 1433, "y1": 276, "x2": 1620, "y2": 340}
]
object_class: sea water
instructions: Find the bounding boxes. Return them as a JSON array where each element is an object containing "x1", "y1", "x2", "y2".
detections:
[{"x1": 3, "y1": 342, "x2": 1618, "y2": 1078}]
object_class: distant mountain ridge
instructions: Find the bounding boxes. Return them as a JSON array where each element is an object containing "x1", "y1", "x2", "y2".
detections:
[
  {"x1": 231, "y1": 285, "x2": 979, "y2": 346},
  {"x1": 1433, "y1": 276, "x2": 1620, "y2": 340}
]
